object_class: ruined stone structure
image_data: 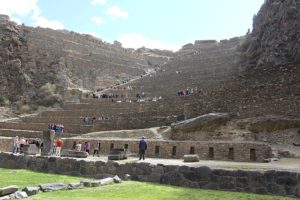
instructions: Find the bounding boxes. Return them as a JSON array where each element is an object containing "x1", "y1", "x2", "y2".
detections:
[
  {"x1": 0, "y1": 0, "x2": 299, "y2": 197},
  {"x1": 0, "y1": 153, "x2": 299, "y2": 198},
  {"x1": 62, "y1": 139, "x2": 271, "y2": 162},
  {"x1": 0, "y1": 137, "x2": 271, "y2": 162}
]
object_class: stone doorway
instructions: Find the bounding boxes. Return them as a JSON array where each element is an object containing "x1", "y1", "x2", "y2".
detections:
[
  {"x1": 250, "y1": 148, "x2": 256, "y2": 161},
  {"x1": 228, "y1": 147, "x2": 234, "y2": 160}
]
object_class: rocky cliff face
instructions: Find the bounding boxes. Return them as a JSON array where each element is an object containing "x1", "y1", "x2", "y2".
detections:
[
  {"x1": 242, "y1": 0, "x2": 300, "y2": 67},
  {"x1": 0, "y1": 15, "x2": 172, "y2": 110},
  {"x1": 0, "y1": 15, "x2": 31, "y2": 107}
]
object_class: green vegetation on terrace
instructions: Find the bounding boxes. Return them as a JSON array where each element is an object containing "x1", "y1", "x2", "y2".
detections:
[{"x1": 0, "y1": 168, "x2": 295, "y2": 200}]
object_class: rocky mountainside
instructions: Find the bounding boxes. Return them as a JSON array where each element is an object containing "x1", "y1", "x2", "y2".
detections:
[
  {"x1": 241, "y1": 0, "x2": 300, "y2": 67},
  {"x1": 224, "y1": 0, "x2": 300, "y2": 117},
  {"x1": 110, "y1": 0, "x2": 299, "y2": 118},
  {"x1": 0, "y1": 14, "x2": 173, "y2": 111}
]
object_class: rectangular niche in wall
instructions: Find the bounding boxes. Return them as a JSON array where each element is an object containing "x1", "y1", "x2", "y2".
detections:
[
  {"x1": 110, "y1": 143, "x2": 114, "y2": 150},
  {"x1": 172, "y1": 146, "x2": 177, "y2": 156},
  {"x1": 209, "y1": 147, "x2": 214, "y2": 160},
  {"x1": 228, "y1": 147, "x2": 234, "y2": 160},
  {"x1": 155, "y1": 145, "x2": 160, "y2": 156},
  {"x1": 250, "y1": 148, "x2": 256, "y2": 161},
  {"x1": 124, "y1": 144, "x2": 128, "y2": 149},
  {"x1": 190, "y1": 146, "x2": 195, "y2": 154}
]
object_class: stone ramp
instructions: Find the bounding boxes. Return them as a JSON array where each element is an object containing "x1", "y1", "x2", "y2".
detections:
[{"x1": 75, "y1": 127, "x2": 169, "y2": 140}]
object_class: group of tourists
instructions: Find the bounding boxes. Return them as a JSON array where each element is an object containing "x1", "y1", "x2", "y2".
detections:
[
  {"x1": 68, "y1": 137, "x2": 147, "y2": 160},
  {"x1": 72, "y1": 141, "x2": 99, "y2": 156},
  {"x1": 48, "y1": 123, "x2": 64, "y2": 135},
  {"x1": 92, "y1": 93, "x2": 124, "y2": 99},
  {"x1": 177, "y1": 87, "x2": 203, "y2": 96},
  {"x1": 12, "y1": 136, "x2": 41, "y2": 154},
  {"x1": 82, "y1": 115, "x2": 110, "y2": 125}
]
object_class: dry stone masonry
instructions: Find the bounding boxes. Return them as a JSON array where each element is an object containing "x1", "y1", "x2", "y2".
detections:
[{"x1": 0, "y1": 153, "x2": 299, "y2": 198}]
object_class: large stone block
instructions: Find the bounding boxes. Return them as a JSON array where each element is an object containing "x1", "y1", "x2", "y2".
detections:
[
  {"x1": 276, "y1": 176, "x2": 298, "y2": 186},
  {"x1": 100, "y1": 177, "x2": 114, "y2": 185},
  {"x1": 266, "y1": 184, "x2": 285, "y2": 195},
  {"x1": 22, "y1": 186, "x2": 39, "y2": 196},
  {"x1": 171, "y1": 113, "x2": 232, "y2": 133},
  {"x1": 113, "y1": 175, "x2": 122, "y2": 183},
  {"x1": 39, "y1": 183, "x2": 67, "y2": 192},
  {"x1": 67, "y1": 183, "x2": 82, "y2": 190},
  {"x1": 218, "y1": 176, "x2": 236, "y2": 190},
  {"x1": 0, "y1": 186, "x2": 18, "y2": 197},
  {"x1": 10, "y1": 191, "x2": 28, "y2": 199},
  {"x1": 295, "y1": 187, "x2": 300, "y2": 197},
  {"x1": 61, "y1": 150, "x2": 88, "y2": 158},
  {"x1": 236, "y1": 177, "x2": 249, "y2": 188},
  {"x1": 183, "y1": 154, "x2": 199, "y2": 162}
]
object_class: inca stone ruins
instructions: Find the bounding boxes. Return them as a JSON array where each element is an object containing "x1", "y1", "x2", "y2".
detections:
[{"x1": 0, "y1": 0, "x2": 299, "y2": 198}]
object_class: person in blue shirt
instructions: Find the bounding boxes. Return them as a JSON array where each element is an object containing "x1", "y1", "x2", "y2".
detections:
[{"x1": 139, "y1": 137, "x2": 147, "y2": 160}]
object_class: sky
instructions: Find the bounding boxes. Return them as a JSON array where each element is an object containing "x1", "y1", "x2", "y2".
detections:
[{"x1": 0, "y1": 0, "x2": 264, "y2": 51}]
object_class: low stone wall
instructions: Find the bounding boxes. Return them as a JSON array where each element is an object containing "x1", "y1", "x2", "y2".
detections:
[
  {"x1": 63, "y1": 139, "x2": 271, "y2": 162},
  {"x1": 0, "y1": 153, "x2": 299, "y2": 198}
]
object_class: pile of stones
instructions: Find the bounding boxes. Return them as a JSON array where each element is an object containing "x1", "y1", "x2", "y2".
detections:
[{"x1": 0, "y1": 175, "x2": 126, "y2": 199}]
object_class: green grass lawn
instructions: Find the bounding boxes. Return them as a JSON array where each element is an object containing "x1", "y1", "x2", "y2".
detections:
[{"x1": 0, "y1": 168, "x2": 295, "y2": 200}]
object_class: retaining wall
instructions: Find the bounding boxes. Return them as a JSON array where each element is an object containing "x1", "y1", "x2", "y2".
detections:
[{"x1": 0, "y1": 153, "x2": 299, "y2": 198}]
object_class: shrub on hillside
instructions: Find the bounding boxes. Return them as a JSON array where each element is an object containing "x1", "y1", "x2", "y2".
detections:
[
  {"x1": 0, "y1": 96, "x2": 11, "y2": 106},
  {"x1": 36, "y1": 83, "x2": 62, "y2": 106}
]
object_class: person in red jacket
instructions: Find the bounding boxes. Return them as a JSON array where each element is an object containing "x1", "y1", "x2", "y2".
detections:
[{"x1": 55, "y1": 139, "x2": 63, "y2": 156}]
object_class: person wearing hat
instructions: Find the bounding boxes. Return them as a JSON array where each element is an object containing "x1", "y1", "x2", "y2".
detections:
[{"x1": 139, "y1": 136, "x2": 147, "y2": 160}]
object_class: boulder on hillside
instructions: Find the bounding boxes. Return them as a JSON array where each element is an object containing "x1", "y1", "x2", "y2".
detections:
[
  {"x1": 0, "y1": 185, "x2": 18, "y2": 197},
  {"x1": 39, "y1": 183, "x2": 67, "y2": 192},
  {"x1": 171, "y1": 113, "x2": 232, "y2": 133}
]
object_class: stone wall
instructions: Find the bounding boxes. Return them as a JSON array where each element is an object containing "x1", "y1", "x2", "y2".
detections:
[
  {"x1": 62, "y1": 139, "x2": 271, "y2": 162},
  {"x1": 0, "y1": 153, "x2": 299, "y2": 198},
  {"x1": 0, "y1": 137, "x2": 271, "y2": 162}
]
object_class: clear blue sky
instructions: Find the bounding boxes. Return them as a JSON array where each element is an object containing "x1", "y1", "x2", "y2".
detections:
[{"x1": 0, "y1": 0, "x2": 264, "y2": 50}]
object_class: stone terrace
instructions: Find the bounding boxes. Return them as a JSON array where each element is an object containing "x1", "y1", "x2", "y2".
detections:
[{"x1": 0, "y1": 37, "x2": 298, "y2": 138}]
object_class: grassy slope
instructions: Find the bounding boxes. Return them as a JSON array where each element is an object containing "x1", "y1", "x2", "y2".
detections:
[
  {"x1": 0, "y1": 168, "x2": 85, "y2": 188},
  {"x1": 0, "y1": 168, "x2": 295, "y2": 200}
]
